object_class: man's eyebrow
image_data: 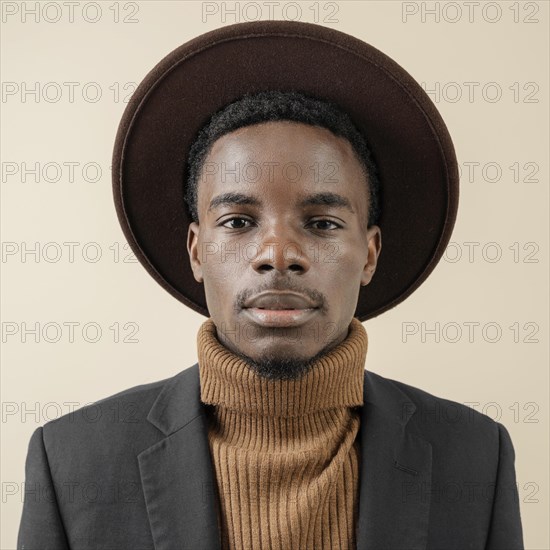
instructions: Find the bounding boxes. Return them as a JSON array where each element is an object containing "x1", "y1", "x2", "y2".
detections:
[
  {"x1": 298, "y1": 192, "x2": 355, "y2": 213},
  {"x1": 207, "y1": 191, "x2": 355, "y2": 213},
  {"x1": 208, "y1": 192, "x2": 262, "y2": 212}
]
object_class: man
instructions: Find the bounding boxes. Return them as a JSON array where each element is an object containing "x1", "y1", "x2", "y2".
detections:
[{"x1": 18, "y1": 21, "x2": 523, "y2": 549}]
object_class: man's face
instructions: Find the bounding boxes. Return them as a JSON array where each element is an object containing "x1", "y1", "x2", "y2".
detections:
[{"x1": 187, "y1": 120, "x2": 381, "y2": 379}]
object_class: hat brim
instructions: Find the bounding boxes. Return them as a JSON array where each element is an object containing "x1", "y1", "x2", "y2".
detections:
[{"x1": 112, "y1": 20, "x2": 459, "y2": 322}]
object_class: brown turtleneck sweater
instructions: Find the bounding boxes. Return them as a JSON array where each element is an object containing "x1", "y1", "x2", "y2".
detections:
[{"x1": 197, "y1": 317, "x2": 368, "y2": 550}]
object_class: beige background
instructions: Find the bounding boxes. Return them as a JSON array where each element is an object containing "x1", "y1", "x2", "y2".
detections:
[{"x1": 1, "y1": 1, "x2": 548, "y2": 547}]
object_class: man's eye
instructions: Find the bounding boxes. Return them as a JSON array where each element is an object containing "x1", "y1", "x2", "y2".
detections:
[
  {"x1": 220, "y1": 217, "x2": 252, "y2": 229},
  {"x1": 220, "y1": 218, "x2": 341, "y2": 230},
  {"x1": 310, "y1": 219, "x2": 342, "y2": 230}
]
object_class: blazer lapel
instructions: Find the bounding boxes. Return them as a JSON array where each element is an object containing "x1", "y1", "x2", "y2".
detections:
[
  {"x1": 356, "y1": 370, "x2": 433, "y2": 550},
  {"x1": 138, "y1": 363, "x2": 221, "y2": 550}
]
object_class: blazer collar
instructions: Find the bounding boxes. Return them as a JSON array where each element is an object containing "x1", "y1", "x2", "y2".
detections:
[{"x1": 139, "y1": 364, "x2": 432, "y2": 549}]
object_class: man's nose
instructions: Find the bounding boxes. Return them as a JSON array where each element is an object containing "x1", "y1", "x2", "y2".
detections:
[{"x1": 249, "y1": 225, "x2": 311, "y2": 275}]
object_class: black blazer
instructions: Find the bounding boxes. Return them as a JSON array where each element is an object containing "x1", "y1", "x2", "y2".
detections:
[{"x1": 17, "y1": 364, "x2": 524, "y2": 549}]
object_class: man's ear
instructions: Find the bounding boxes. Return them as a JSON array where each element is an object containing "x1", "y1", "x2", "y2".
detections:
[
  {"x1": 361, "y1": 225, "x2": 382, "y2": 287},
  {"x1": 187, "y1": 221, "x2": 204, "y2": 283}
]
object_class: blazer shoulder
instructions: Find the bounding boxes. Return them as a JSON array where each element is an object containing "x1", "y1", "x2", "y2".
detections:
[
  {"x1": 39, "y1": 367, "x2": 194, "y2": 448},
  {"x1": 367, "y1": 370, "x2": 504, "y2": 450}
]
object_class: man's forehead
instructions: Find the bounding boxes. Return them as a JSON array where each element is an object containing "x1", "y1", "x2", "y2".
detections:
[
  {"x1": 206, "y1": 120, "x2": 357, "y2": 162},
  {"x1": 201, "y1": 126, "x2": 365, "y2": 191}
]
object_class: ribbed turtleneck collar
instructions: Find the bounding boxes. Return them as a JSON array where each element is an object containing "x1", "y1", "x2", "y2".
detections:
[{"x1": 198, "y1": 317, "x2": 367, "y2": 417}]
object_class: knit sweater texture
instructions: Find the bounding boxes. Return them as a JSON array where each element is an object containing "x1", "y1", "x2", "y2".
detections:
[{"x1": 197, "y1": 317, "x2": 368, "y2": 550}]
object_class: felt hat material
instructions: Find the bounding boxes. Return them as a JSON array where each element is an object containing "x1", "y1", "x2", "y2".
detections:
[{"x1": 112, "y1": 20, "x2": 459, "y2": 321}]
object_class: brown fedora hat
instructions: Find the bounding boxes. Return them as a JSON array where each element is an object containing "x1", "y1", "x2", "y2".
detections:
[{"x1": 112, "y1": 20, "x2": 459, "y2": 322}]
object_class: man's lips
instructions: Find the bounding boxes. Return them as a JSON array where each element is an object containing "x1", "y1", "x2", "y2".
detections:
[
  {"x1": 242, "y1": 291, "x2": 318, "y2": 310},
  {"x1": 242, "y1": 307, "x2": 318, "y2": 328},
  {"x1": 242, "y1": 291, "x2": 319, "y2": 328}
]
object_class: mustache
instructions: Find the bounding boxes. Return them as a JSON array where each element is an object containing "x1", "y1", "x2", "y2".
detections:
[{"x1": 236, "y1": 282, "x2": 325, "y2": 310}]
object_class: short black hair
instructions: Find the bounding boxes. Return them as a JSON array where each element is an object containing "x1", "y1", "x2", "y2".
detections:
[{"x1": 184, "y1": 90, "x2": 381, "y2": 227}]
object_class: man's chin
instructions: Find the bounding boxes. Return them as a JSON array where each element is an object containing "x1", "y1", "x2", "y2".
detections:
[
  {"x1": 234, "y1": 341, "x2": 334, "y2": 381},
  {"x1": 241, "y1": 354, "x2": 315, "y2": 381}
]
